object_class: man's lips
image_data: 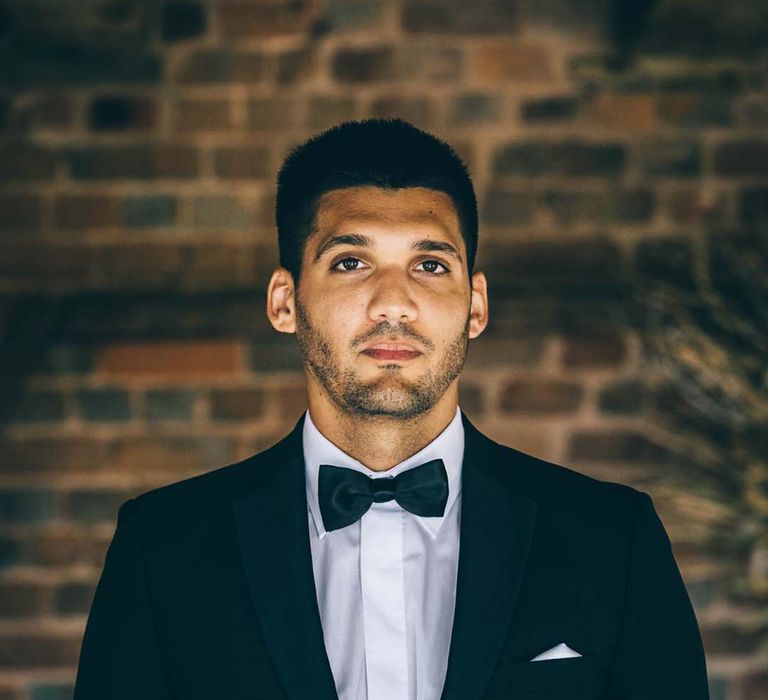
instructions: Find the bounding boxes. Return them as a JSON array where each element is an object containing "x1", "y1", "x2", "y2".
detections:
[{"x1": 361, "y1": 343, "x2": 422, "y2": 361}]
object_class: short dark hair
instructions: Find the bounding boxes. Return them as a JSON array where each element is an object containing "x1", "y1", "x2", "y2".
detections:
[{"x1": 275, "y1": 118, "x2": 478, "y2": 286}]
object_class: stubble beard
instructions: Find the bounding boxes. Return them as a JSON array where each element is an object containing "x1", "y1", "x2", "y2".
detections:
[{"x1": 294, "y1": 296, "x2": 470, "y2": 420}]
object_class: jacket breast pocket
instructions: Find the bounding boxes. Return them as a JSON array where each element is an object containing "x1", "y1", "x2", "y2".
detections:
[{"x1": 490, "y1": 653, "x2": 610, "y2": 697}]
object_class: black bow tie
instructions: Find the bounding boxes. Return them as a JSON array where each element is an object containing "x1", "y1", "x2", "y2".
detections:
[{"x1": 318, "y1": 459, "x2": 449, "y2": 532}]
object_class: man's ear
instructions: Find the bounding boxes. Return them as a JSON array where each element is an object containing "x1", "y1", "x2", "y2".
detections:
[
  {"x1": 266, "y1": 267, "x2": 297, "y2": 334},
  {"x1": 468, "y1": 271, "x2": 488, "y2": 339}
]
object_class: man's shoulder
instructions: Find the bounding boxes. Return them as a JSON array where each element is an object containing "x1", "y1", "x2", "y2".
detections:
[
  {"x1": 474, "y1": 428, "x2": 648, "y2": 516},
  {"x1": 470, "y1": 433, "x2": 656, "y2": 555}
]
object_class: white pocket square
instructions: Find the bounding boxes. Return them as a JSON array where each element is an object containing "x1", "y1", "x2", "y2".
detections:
[{"x1": 530, "y1": 642, "x2": 583, "y2": 662}]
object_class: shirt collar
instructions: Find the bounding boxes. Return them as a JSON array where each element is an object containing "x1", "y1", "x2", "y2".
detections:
[{"x1": 303, "y1": 406, "x2": 464, "y2": 540}]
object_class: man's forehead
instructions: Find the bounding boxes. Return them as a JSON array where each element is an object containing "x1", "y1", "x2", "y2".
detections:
[{"x1": 312, "y1": 186, "x2": 462, "y2": 241}]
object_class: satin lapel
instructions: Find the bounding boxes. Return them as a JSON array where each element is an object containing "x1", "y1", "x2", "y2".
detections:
[
  {"x1": 441, "y1": 413, "x2": 539, "y2": 700},
  {"x1": 233, "y1": 417, "x2": 338, "y2": 700}
]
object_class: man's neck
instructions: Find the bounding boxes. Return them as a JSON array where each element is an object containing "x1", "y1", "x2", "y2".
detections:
[{"x1": 306, "y1": 388, "x2": 459, "y2": 472}]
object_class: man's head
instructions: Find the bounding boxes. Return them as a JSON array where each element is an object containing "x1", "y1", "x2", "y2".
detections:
[
  {"x1": 267, "y1": 119, "x2": 488, "y2": 422},
  {"x1": 275, "y1": 118, "x2": 478, "y2": 288}
]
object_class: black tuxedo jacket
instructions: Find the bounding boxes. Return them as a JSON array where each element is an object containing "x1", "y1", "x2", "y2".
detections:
[{"x1": 74, "y1": 412, "x2": 709, "y2": 699}]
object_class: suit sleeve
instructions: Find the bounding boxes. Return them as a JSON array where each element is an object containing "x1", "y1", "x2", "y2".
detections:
[
  {"x1": 74, "y1": 498, "x2": 170, "y2": 700},
  {"x1": 607, "y1": 491, "x2": 710, "y2": 699}
]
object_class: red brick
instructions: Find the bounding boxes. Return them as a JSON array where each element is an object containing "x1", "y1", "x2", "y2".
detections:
[
  {"x1": 742, "y1": 670, "x2": 768, "y2": 699},
  {"x1": 91, "y1": 242, "x2": 183, "y2": 289},
  {"x1": 0, "y1": 145, "x2": 56, "y2": 182},
  {"x1": 403, "y1": 0, "x2": 519, "y2": 34},
  {"x1": 636, "y1": 137, "x2": 701, "y2": 177},
  {"x1": 55, "y1": 581, "x2": 97, "y2": 615},
  {"x1": 306, "y1": 95, "x2": 357, "y2": 129},
  {"x1": 213, "y1": 145, "x2": 271, "y2": 179},
  {"x1": 67, "y1": 490, "x2": 130, "y2": 522},
  {"x1": 568, "y1": 430, "x2": 674, "y2": 464},
  {"x1": 0, "y1": 195, "x2": 40, "y2": 231},
  {"x1": 473, "y1": 43, "x2": 551, "y2": 81},
  {"x1": 0, "y1": 684, "x2": 23, "y2": 700},
  {"x1": 521, "y1": 96, "x2": 579, "y2": 123},
  {"x1": 2, "y1": 436, "x2": 227, "y2": 482},
  {"x1": 587, "y1": 94, "x2": 657, "y2": 132},
  {"x1": 162, "y1": 0, "x2": 207, "y2": 42},
  {"x1": 598, "y1": 379, "x2": 645, "y2": 415},
  {"x1": 55, "y1": 194, "x2": 119, "y2": 230},
  {"x1": 277, "y1": 47, "x2": 319, "y2": 84},
  {"x1": 740, "y1": 96, "x2": 768, "y2": 127},
  {"x1": 562, "y1": 333, "x2": 626, "y2": 368},
  {"x1": 658, "y1": 93, "x2": 731, "y2": 127},
  {"x1": 634, "y1": 236, "x2": 695, "y2": 288},
  {"x1": 494, "y1": 141, "x2": 626, "y2": 178},
  {"x1": 450, "y1": 93, "x2": 501, "y2": 125},
  {"x1": 248, "y1": 97, "x2": 296, "y2": 130},
  {"x1": 6, "y1": 389, "x2": 67, "y2": 424},
  {"x1": 68, "y1": 144, "x2": 199, "y2": 180},
  {"x1": 247, "y1": 337, "x2": 303, "y2": 372},
  {"x1": 323, "y1": 0, "x2": 384, "y2": 31},
  {"x1": 665, "y1": 188, "x2": 730, "y2": 227},
  {"x1": 104, "y1": 436, "x2": 235, "y2": 474},
  {"x1": 0, "y1": 242, "x2": 90, "y2": 288},
  {"x1": 210, "y1": 388, "x2": 266, "y2": 420},
  {"x1": 0, "y1": 633, "x2": 82, "y2": 667},
  {"x1": 480, "y1": 239, "x2": 623, "y2": 291},
  {"x1": 458, "y1": 383, "x2": 484, "y2": 415},
  {"x1": 714, "y1": 139, "x2": 768, "y2": 176},
  {"x1": 193, "y1": 192, "x2": 256, "y2": 231},
  {"x1": 0, "y1": 536, "x2": 19, "y2": 568},
  {"x1": 173, "y1": 49, "x2": 266, "y2": 84},
  {"x1": 89, "y1": 95, "x2": 158, "y2": 131},
  {"x1": 216, "y1": 0, "x2": 317, "y2": 39},
  {"x1": 332, "y1": 46, "x2": 395, "y2": 83},
  {"x1": 22, "y1": 528, "x2": 112, "y2": 568},
  {"x1": 0, "y1": 582, "x2": 51, "y2": 618},
  {"x1": 699, "y1": 622, "x2": 765, "y2": 655},
  {"x1": 500, "y1": 379, "x2": 583, "y2": 414},
  {"x1": 11, "y1": 92, "x2": 74, "y2": 129},
  {"x1": 97, "y1": 340, "x2": 243, "y2": 378},
  {"x1": 0, "y1": 489, "x2": 57, "y2": 523},
  {"x1": 740, "y1": 187, "x2": 768, "y2": 226},
  {"x1": 276, "y1": 384, "x2": 308, "y2": 420},
  {"x1": 0, "y1": 437, "x2": 111, "y2": 474},
  {"x1": 174, "y1": 97, "x2": 233, "y2": 131},
  {"x1": 465, "y1": 337, "x2": 545, "y2": 368},
  {"x1": 544, "y1": 188, "x2": 655, "y2": 225},
  {"x1": 174, "y1": 242, "x2": 256, "y2": 289},
  {"x1": 398, "y1": 44, "x2": 463, "y2": 81},
  {"x1": 482, "y1": 188, "x2": 537, "y2": 226}
]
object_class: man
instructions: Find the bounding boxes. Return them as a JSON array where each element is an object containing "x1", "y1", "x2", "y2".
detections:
[{"x1": 74, "y1": 119, "x2": 710, "y2": 699}]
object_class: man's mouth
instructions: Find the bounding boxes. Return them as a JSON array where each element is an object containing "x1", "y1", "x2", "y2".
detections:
[{"x1": 363, "y1": 347, "x2": 421, "y2": 360}]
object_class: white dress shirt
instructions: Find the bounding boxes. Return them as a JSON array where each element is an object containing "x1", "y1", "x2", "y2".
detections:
[{"x1": 302, "y1": 407, "x2": 465, "y2": 700}]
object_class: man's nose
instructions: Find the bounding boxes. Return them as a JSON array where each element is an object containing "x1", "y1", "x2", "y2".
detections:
[{"x1": 367, "y1": 268, "x2": 418, "y2": 323}]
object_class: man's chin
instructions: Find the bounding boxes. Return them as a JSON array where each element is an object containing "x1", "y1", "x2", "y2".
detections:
[{"x1": 340, "y1": 383, "x2": 434, "y2": 417}]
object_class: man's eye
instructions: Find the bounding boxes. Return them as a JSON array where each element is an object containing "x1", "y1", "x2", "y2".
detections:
[
  {"x1": 416, "y1": 259, "x2": 449, "y2": 274},
  {"x1": 332, "y1": 257, "x2": 365, "y2": 272},
  {"x1": 330, "y1": 257, "x2": 449, "y2": 274}
]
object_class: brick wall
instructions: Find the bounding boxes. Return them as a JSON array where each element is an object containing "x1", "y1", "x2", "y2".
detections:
[{"x1": 1, "y1": 1, "x2": 767, "y2": 698}]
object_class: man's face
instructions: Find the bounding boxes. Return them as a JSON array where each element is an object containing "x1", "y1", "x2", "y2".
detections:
[{"x1": 290, "y1": 185, "x2": 485, "y2": 420}]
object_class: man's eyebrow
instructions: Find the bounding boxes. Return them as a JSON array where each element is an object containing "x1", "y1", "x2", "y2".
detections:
[
  {"x1": 313, "y1": 234, "x2": 463, "y2": 264},
  {"x1": 313, "y1": 234, "x2": 373, "y2": 262},
  {"x1": 411, "y1": 239, "x2": 463, "y2": 263}
]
